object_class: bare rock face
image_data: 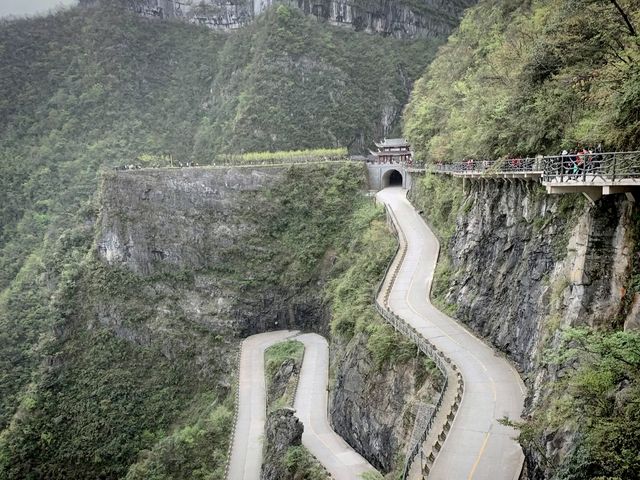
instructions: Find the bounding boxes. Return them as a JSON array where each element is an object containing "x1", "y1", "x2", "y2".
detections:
[
  {"x1": 260, "y1": 0, "x2": 476, "y2": 38},
  {"x1": 624, "y1": 293, "x2": 640, "y2": 331},
  {"x1": 80, "y1": 0, "x2": 477, "y2": 38},
  {"x1": 261, "y1": 408, "x2": 304, "y2": 480},
  {"x1": 95, "y1": 167, "x2": 328, "y2": 337},
  {"x1": 97, "y1": 167, "x2": 283, "y2": 275},
  {"x1": 431, "y1": 181, "x2": 635, "y2": 372},
  {"x1": 268, "y1": 358, "x2": 298, "y2": 407},
  {"x1": 410, "y1": 179, "x2": 638, "y2": 480},
  {"x1": 329, "y1": 332, "x2": 440, "y2": 472}
]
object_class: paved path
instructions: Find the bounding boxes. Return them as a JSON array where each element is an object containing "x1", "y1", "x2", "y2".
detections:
[
  {"x1": 377, "y1": 187, "x2": 526, "y2": 480},
  {"x1": 294, "y1": 333, "x2": 377, "y2": 480},
  {"x1": 228, "y1": 330, "x2": 299, "y2": 480},
  {"x1": 228, "y1": 331, "x2": 377, "y2": 480}
]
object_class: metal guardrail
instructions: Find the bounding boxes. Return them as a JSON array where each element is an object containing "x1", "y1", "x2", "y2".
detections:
[
  {"x1": 374, "y1": 204, "x2": 463, "y2": 480},
  {"x1": 431, "y1": 151, "x2": 640, "y2": 183},
  {"x1": 224, "y1": 343, "x2": 243, "y2": 480},
  {"x1": 540, "y1": 151, "x2": 640, "y2": 183},
  {"x1": 433, "y1": 157, "x2": 539, "y2": 174}
]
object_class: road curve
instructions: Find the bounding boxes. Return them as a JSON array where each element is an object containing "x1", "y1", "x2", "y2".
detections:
[
  {"x1": 377, "y1": 187, "x2": 526, "y2": 480},
  {"x1": 294, "y1": 333, "x2": 377, "y2": 480},
  {"x1": 228, "y1": 331, "x2": 377, "y2": 480},
  {"x1": 227, "y1": 330, "x2": 300, "y2": 480}
]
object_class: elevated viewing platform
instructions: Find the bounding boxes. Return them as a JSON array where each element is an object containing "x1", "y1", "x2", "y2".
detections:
[{"x1": 431, "y1": 151, "x2": 640, "y2": 202}]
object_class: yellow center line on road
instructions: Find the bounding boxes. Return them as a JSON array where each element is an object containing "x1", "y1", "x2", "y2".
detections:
[
  {"x1": 488, "y1": 375, "x2": 497, "y2": 401},
  {"x1": 468, "y1": 432, "x2": 491, "y2": 480}
]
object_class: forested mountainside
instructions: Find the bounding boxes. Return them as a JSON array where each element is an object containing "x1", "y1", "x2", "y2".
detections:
[
  {"x1": 0, "y1": 2, "x2": 456, "y2": 478},
  {"x1": 404, "y1": 0, "x2": 640, "y2": 162},
  {"x1": 0, "y1": 2, "x2": 437, "y2": 291},
  {"x1": 193, "y1": 6, "x2": 438, "y2": 154},
  {"x1": 0, "y1": 2, "x2": 438, "y2": 407}
]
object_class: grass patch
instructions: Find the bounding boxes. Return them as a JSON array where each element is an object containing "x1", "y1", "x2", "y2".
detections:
[
  {"x1": 265, "y1": 340, "x2": 305, "y2": 411},
  {"x1": 265, "y1": 341, "x2": 304, "y2": 379},
  {"x1": 283, "y1": 445, "x2": 330, "y2": 480}
]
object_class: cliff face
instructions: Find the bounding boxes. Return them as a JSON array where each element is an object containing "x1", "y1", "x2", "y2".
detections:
[
  {"x1": 96, "y1": 166, "x2": 330, "y2": 337},
  {"x1": 80, "y1": 0, "x2": 476, "y2": 38},
  {"x1": 409, "y1": 175, "x2": 638, "y2": 479},
  {"x1": 97, "y1": 168, "x2": 282, "y2": 275},
  {"x1": 329, "y1": 332, "x2": 441, "y2": 473},
  {"x1": 262, "y1": 0, "x2": 474, "y2": 38},
  {"x1": 416, "y1": 179, "x2": 634, "y2": 372}
]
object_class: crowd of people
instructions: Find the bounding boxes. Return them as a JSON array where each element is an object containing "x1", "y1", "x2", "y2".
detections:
[
  {"x1": 436, "y1": 143, "x2": 608, "y2": 176},
  {"x1": 114, "y1": 161, "x2": 200, "y2": 171},
  {"x1": 554, "y1": 144, "x2": 605, "y2": 176}
]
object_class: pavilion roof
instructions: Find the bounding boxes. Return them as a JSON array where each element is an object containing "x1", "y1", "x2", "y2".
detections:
[
  {"x1": 372, "y1": 150, "x2": 411, "y2": 156},
  {"x1": 375, "y1": 138, "x2": 410, "y2": 148}
]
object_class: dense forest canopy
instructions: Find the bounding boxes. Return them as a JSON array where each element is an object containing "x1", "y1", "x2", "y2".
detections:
[
  {"x1": 0, "y1": 3, "x2": 440, "y2": 478},
  {"x1": 404, "y1": 0, "x2": 640, "y2": 164}
]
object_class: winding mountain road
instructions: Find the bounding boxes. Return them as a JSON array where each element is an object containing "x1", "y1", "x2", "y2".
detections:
[
  {"x1": 227, "y1": 330, "x2": 299, "y2": 480},
  {"x1": 377, "y1": 187, "x2": 526, "y2": 480},
  {"x1": 227, "y1": 331, "x2": 377, "y2": 480},
  {"x1": 295, "y1": 333, "x2": 377, "y2": 480},
  {"x1": 228, "y1": 186, "x2": 525, "y2": 480}
]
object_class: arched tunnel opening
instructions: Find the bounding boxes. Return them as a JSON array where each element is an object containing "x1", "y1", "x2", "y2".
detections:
[{"x1": 383, "y1": 169, "x2": 403, "y2": 187}]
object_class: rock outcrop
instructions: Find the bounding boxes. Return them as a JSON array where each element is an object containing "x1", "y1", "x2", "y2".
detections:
[
  {"x1": 329, "y1": 332, "x2": 441, "y2": 472},
  {"x1": 261, "y1": 408, "x2": 304, "y2": 480},
  {"x1": 97, "y1": 167, "x2": 283, "y2": 275},
  {"x1": 80, "y1": 0, "x2": 476, "y2": 38},
  {"x1": 268, "y1": 358, "x2": 299, "y2": 408},
  {"x1": 96, "y1": 166, "x2": 325, "y2": 337},
  {"x1": 410, "y1": 176, "x2": 638, "y2": 479}
]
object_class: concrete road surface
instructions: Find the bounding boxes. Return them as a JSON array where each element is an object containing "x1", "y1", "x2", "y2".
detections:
[
  {"x1": 294, "y1": 333, "x2": 378, "y2": 480},
  {"x1": 228, "y1": 331, "x2": 378, "y2": 480},
  {"x1": 377, "y1": 187, "x2": 526, "y2": 480},
  {"x1": 227, "y1": 330, "x2": 299, "y2": 480}
]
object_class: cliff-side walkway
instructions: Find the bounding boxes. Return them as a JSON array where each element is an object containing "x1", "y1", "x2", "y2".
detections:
[
  {"x1": 432, "y1": 151, "x2": 640, "y2": 202},
  {"x1": 377, "y1": 187, "x2": 526, "y2": 480}
]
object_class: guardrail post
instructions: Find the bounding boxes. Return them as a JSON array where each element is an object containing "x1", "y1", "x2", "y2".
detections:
[{"x1": 612, "y1": 153, "x2": 617, "y2": 182}]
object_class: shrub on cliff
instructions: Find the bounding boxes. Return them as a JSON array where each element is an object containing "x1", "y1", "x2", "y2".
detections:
[
  {"x1": 513, "y1": 328, "x2": 640, "y2": 479},
  {"x1": 404, "y1": 0, "x2": 640, "y2": 163}
]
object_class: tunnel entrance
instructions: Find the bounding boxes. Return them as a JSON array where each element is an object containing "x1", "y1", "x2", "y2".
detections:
[{"x1": 383, "y1": 169, "x2": 403, "y2": 188}]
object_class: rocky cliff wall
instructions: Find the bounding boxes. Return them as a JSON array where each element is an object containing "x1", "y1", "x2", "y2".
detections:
[
  {"x1": 97, "y1": 167, "x2": 283, "y2": 275},
  {"x1": 329, "y1": 331, "x2": 442, "y2": 473},
  {"x1": 410, "y1": 178, "x2": 634, "y2": 372},
  {"x1": 96, "y1": 166, "x2": 338, "y2": 337},
  {"x1": 409, "y1": 175, "x2": 638, "y2": 478},
  {"x1": 80, "y1": 0, "x2": 476, "y2": 37}
]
